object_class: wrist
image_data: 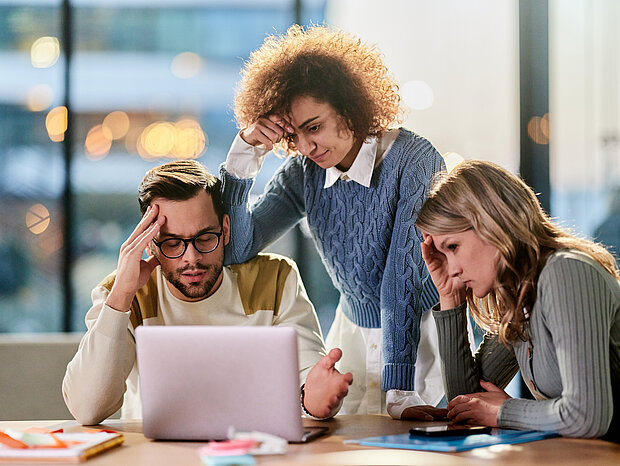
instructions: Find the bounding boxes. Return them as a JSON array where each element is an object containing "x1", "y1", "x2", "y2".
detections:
[
  {"x1": 300, "y1": 384, "x2": 334, "y2": 420},
  {"x1": 439, "y1": 291, "x2": 466, "y2": 310},
  {"x1": 239, "y1": 129, "x2": 257, "y2": 146},
  {"x1": 106, "y1": 287, "x2": 135, "y2": 312}
]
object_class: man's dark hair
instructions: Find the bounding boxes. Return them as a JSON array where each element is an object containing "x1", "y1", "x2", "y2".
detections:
[{"x1": 138, "y1": 160, "x2": 223, "y2": 223}]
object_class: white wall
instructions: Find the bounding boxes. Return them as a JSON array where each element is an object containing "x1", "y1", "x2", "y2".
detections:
[
  {"x1": 326, "y1": 0, "x2": 520, "y2": 172},
  {"x1": 550, "y1": 0, "x2": 620, "y2": 233}
]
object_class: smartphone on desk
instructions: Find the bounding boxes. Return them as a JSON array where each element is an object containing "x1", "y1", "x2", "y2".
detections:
[{"x1": 409, "y1": 425, "x2": 491, "y2": 437}]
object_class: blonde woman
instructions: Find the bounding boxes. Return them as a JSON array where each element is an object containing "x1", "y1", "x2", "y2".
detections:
[
  {"x1": 416, "y1": 159, "x2": 620, "y2": 440},
  {"x1": 220, "y1": 25, "x2": 447, "y2": 419}
]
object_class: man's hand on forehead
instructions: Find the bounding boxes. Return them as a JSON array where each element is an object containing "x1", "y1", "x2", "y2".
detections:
[{"x1": 105, "y1": 203, "x2": 165, "y2": 312}]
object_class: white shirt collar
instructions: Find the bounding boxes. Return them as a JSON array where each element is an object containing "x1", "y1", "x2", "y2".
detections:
[{"x1": 323, "y1": 129, "x2": 400, "y2": 189}]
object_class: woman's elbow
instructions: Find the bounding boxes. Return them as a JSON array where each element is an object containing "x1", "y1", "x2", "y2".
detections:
[{"x1": 558, "y1": 406, "x2": 612, "y2": 439}]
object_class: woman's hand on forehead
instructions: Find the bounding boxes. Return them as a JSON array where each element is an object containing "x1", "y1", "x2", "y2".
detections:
[{"x1": 240, "y1": 115, "x2": 294, "y2": 150}]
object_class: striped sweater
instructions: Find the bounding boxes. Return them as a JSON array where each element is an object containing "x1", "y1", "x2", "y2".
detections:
[{"x1": 433, "y1": 250, "x2": 620, "y2": 439}]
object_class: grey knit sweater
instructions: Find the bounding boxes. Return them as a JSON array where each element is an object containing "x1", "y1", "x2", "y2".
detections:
[{"x1": 433, "y1": 250, "x2": 620, "y2": 438}]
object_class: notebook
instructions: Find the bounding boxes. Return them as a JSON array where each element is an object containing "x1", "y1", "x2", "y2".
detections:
[
  {"x1": 135, "y1": 326, "x2": 327, "y2": 442},
  {"x1": 0, "y1": 430, "x2": 124, "y2": 463},
  {"x1": 345, "y1": 429, "x2": 559, "y2": 452}
]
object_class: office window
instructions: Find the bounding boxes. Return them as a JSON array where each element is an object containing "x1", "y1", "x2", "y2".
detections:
[
  {"x1": 0, "y1": 0, "x2": 329, "y2": 333},
  {"x1": 549, "y1": 0, "x2": 620, "y2": 257},
  {"x1": 0, "y1": 1, "x2": 64, "y2": 331}
]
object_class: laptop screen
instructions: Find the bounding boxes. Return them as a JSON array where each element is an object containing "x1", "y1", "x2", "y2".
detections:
[{"x1": 136, "y1": 325, "x2": 306, "y2": 441}]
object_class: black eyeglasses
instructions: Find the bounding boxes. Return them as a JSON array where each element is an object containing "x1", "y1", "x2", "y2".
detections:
[{"x1": 152, "y1": 231, "x2": 223, "y2": 259}]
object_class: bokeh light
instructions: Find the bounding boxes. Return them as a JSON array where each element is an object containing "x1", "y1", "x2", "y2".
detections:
[
  {"x1": 31, "y1": 36, "x2": 60, "y2": 68},
  {"x1": 141, "y1": 122, "x2": 176, "y2": 157},
  {"x1": 27, "y1": 84, "x2": 53, "y2": 111},
  {"x1": 402, "y1": 80, "x2": 434, "y2": 110},
  {"x1": 45, "y1": 106, "x2": 67, "y2": 142},
  {"x1": 136, "y1": 130, "x2": 156, "y2": 160},
  {"x1": 102, "y1": 111, "x2": 130, "y2": 140},
  {"x1": 125, "y1": 126, "x2": 144, "y2": 154},
  {"x1": 527, "y1": 115, "x2": 549, "y2": 145},
  {"x1": 26, "y1": 203, "x2": 51, "y2": 235},
  {"x1": 84, "y1": 124, "x2": 113, "y2": 160},
  {"x1": 171, "y1": 52, "x2": 202, "y2": 79},
  {"x1": 443, "y1": 152, "x2": 465, "y2": 173},
  {"x1": 540, "y1": 113, "x2": 550, "y2": 140},
  {"x1": 173, "y1": 119, "x2": 207, "y2": 159},
  {"x1": 137, "y1": 119, "x2": 207, "y2": 160},
  {"x1": 37, "y1": 224, "x2": 63, "y2": 256}
]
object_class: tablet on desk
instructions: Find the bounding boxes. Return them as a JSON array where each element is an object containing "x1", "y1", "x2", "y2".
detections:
[{"x1": 136, "y1": 326, "x2": 327, "y2": 443}]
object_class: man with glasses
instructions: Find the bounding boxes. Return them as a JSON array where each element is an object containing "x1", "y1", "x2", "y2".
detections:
[{"x1": 63, "y1": 160, "x2": 352, "y2": 425}]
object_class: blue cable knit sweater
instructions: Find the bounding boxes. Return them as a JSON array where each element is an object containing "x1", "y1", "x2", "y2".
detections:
[{"x1": 220, "y1": 129, "x2": 444, "y2": 391}]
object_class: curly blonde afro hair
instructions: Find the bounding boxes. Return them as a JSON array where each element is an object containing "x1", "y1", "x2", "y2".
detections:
[{"x1": 234, "y1": 24, "x2": 402, "y2": 152}]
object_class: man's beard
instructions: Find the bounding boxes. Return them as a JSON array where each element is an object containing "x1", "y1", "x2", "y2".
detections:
[{"x1": 163, "y1": 262, "x2": 223, "y2": 300}]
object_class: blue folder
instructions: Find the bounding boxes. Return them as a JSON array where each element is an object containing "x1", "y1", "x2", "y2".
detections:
[{"x1": 345, "y1": 429, "x2": 559, "y2": 452}]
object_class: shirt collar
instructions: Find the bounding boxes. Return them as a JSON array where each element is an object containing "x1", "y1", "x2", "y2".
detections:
[{"x1": 323, "y1": 138, "x2": 379, "y2": 189}]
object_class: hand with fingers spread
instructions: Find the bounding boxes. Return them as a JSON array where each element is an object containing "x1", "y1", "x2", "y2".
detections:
[
  {"x1": 420, "y1": 233, "x2": 467, "y2": 310},
  {"x1": 446, "y1": 380, "x2": 511, "y2": 427},
  {"x1": 106, "y1": 204, "x2": 165, "y2": 312},
  {"x1": 240, "y1": 115, "x2": 294, "y2": 150},
  {"x1": 302, "y1": 348, "x2": 353, "y2": 419}
]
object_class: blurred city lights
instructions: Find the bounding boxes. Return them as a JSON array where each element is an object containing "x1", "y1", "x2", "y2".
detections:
[
  {"x1": 45, "y1": 106, "x2": 67, "y2": 142},
  {"x1": 442, "y1": 152, "x2": 465, "y2": 172},
  {"x1": 102, "y1": 111, "x2": 130, "y2": 140},
  {"x1": 173, "y1": 119, "x2": 207, "y2": 159},
  {"x1": 527, "y1": 115, "x2": 550, "y2": 145},
  {"x1": 27, "y1": 84, "x2": 53, "y2": 111},
  {"x1": 136, "y1": 131, "x2": 156, "y2": 160},
  {"x1": 137, "y1": 119, "x2": 207, "y2": 160},
  {"x1": 31, "y1": 36, "x2": 60, "y2": 68},
  {"x1": 142, "y1": 122, "x2": 176, "y2": 157},
  {"x1": 26, "y1": 203, "x2": 51, "y2": 235},
  {"x1": 540, "y1": 113, "x2": 550, "y2": 140},
  {"x1": 171, "y1": 52, "x2": 202, "y2": 79},
  {"x1": 84, "y1": 124, "x2": 113, "y2": 160},
  {"x1": 125, "y1": 126, "x2": 145, "y2": 155},
  {"x1": 402, "y1": 80, "x2": 434, "y2": 110},
  {"x1": 37, "y1": 224, "x2": 63, "y2": 256}
]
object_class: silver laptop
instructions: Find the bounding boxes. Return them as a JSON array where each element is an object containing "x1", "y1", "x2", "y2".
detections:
[{"x1": 135, "y1": 326, "x2": 327, "y2": 442}]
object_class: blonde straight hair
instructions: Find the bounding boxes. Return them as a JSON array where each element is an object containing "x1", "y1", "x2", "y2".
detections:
[{"x1": 416, "y1": 160, "x2": 619, "y2": 344}]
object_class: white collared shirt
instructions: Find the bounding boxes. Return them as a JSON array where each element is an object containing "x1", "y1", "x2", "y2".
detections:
[
  {"x1": 225, "y1": 128, "x2": 448, "y2": 418},
  {"x1": 323, "y1": 129, "x2": 400, "y2": 188},
  {"x1": 225, "y1": 129, "x2": 401, "y2": 190}
]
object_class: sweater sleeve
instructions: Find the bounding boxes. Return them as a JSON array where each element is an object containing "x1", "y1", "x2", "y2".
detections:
[
  {"x1": 433, "y1": 304, "x2": 519, "y2": 399},
  {"x1": 497, "y1": 256, "x2": 617, "y2": 437},
  {"x1": 62, "y1": 286, "x2": 136, "y2": 425},
  {"x1": 380, "y1": 140, "x2": 444, "y2": 391},
  {"x1": 224, "y1": 132, "x2": 270, "y2": 179},
  {"x1": 220, "y1": 156, "x2": 306, "y2": 266}
]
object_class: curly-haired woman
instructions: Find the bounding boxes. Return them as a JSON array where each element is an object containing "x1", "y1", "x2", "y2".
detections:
[
  {"x1": 417, "y1": 159, "x2": 620, "y2": 440},
  {"x1": 220, "y1": 25, "x2": 448, "y2": 420}
]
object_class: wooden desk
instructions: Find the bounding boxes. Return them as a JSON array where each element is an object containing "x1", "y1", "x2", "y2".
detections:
[{"x1": 2, "y1": 416, "x2": 619, "y2": 465}]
